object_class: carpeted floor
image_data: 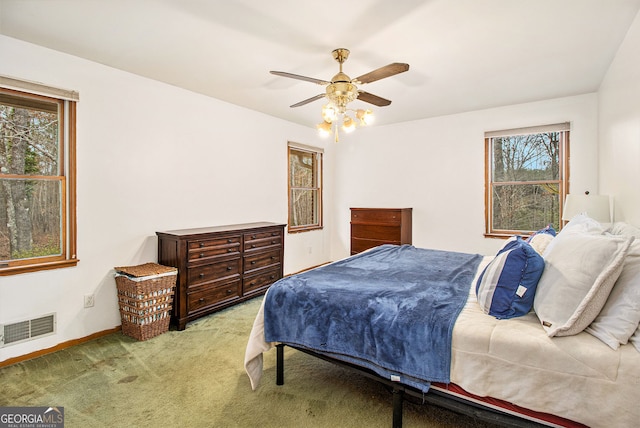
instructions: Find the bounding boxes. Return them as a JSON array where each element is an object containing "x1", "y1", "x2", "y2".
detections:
[{"x1": 0, "y1": 297, "x2": 501, "y2": 427}]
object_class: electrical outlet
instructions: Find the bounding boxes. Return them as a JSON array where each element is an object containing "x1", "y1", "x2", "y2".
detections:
[{"x1": 84, "y1": 294, "x2": 95, "y2": 308}]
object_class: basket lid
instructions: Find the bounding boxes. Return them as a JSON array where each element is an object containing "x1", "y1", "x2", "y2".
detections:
[{"x1": 114, "y1": 262, "x2": 177, "y2": 278}]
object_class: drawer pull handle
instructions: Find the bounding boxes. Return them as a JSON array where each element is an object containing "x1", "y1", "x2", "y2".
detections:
[
  {"x1": 271, "y1": 240, "x2": 276, "y2": 244},
  {"x1": 200, "y1": 253, "x2": 205, "y2": 258},
  {"x1": 228, "y1": 248, "x2": 234, "y2": 252},
  {"x1": 228, "y1": 239, "x2": 233, "y2": 243},
  {"x1": 251, "y1": 244, "x2": 256, "y2": 248},
  {"x1": 199, "y1": 273, "x2": 205, "y2": 278},
  {"x1": 199, "y1": 242, "x2": 204, "y2": 247},
  {"x1": 270, "y1": 275, "x2": 275, "y2": 279},
  {"x1": 226, "y1": 266, "x2": 232, "y2": 271},
  {"x1": 250, "y1": 282, "x2": 256, "y2": 286},
  {"x1": 252, "y1": 235, "x2": 256, "y2": 239},
  {"x1": 251, "y1": 261, "x2": 256, "y2": 265},
  {"x1": 199, "y1": 298, "x2": 205, "y2": 303},
  {"x1": 226, "y1": 289, "x2": 233, "y2": 295},
  {"x1": 271, "y1": 256, "x2": 276, "y2": 260}
]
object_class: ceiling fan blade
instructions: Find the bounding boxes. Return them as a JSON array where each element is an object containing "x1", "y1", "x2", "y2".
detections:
[
  {"x1": 290, "y1": 94, "x2": 326, "y2": 108},
  {"x1": 270, "y1": 71, "x2": 330, "y2": 85},
  {"x1": 354, "y1": 63, "x2": 410, "y2": 84},
  {"x1": 357, "y1": 91, "x2": 392, "y2": 107}
]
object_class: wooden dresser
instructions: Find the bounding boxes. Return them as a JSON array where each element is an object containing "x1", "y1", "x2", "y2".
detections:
[
  {"x1": 156, "y1": 222, "x2": 285, "y2": 330},
  {"x1": 350, "y1": 208, "x2": 412, "y2": 255}
]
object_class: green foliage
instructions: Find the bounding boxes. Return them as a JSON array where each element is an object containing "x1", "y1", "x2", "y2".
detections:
[{"x1": 11, "y1": 238, "x2": 61, "y2": 259}]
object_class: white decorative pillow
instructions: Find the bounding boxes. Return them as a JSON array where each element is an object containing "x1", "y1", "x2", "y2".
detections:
[
  {"x1": 529, "y1": 233, "x2": 554, "y2": 256},
  {"x1": 542, "y1": 214, "x2": 604, "y2": 257},
  {"x1": 534, "y1": 231, "x2": 633, "y2": 337},
  {"x1": 630, "y1": 325, "x2": 640, "y2": 352},
  {"x1": 588, "y1": 222, "x2": 640, "y2": 349}
]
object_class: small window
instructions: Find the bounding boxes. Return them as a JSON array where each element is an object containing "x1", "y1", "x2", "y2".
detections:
[
  {"x1": 288, "y1": 142, "x2": 323, "y2": 233},
  {"x1": 485, "y1": 123, "x2": 569, "y2": 237},
  {"x1": 0, "y1": 82, "x2": 78, "y2": 275}
]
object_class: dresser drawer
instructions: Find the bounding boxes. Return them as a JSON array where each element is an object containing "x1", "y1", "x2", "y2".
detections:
[
  {"x1": 243, "y1": 248, "x2": 281, "y2": 274},
  {"x1": 243, "y1": 267, "x2": 281, "y2": 295},
  {"x1": 187, "y1": 236, "x2": 241, "y2": 263},
  {"x1": 351, "y1": 209, "x2": 403, "y2": 225},
  {"x1": 188, "y1": 279, "x2": 241, "y2": 313},
  {"x1": 351, "y1": 238, "x2": 394, "y2": 254},
  {"x1": 187, "y1": 258, "x2": 241, "y2": 286},
  {"x1": 244, "y1": 229, "x2": 283, "y2": 252},
  {"x1": 351, "y1": 224, "x2": 402, "y2": 241}
]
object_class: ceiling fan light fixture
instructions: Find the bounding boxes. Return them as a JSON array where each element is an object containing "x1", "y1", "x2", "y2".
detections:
[
  {"x1": 321, "y1": 104, "x2": 337, "y2": 123},
  {"x1": 342, "y1": 115, "x2": 356, "y2": 133},
  {"x1": 356, "y1": 109, "x2": 374, "y2": 126},
  {"x1": 316, "y1": 120, "x2": 333, "y2": 137}
]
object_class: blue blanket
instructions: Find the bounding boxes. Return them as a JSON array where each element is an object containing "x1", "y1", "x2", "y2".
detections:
[{"x1": 264, "y1": 245, "x2": 483, "y2": 392}]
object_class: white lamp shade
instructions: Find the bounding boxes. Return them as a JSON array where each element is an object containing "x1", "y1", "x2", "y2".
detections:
[{"x1": 562, "y1": 194, "x2": 611, "y2": 222}]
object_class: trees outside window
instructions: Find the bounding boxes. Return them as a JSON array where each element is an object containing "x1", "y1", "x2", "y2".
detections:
[
  {"x1": 288, "y1": 142, "x2": 322, "y2": 233},
  {"x1": 485, "y1": 123, "x2": 569, "y2": 237},
  {"x1": 0, "y1": 85, "x2": 77, "y2": 275}
]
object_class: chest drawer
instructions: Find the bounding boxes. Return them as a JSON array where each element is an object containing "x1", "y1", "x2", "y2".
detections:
[
  {"x1": 243, "y1": 267, "x2": 281, "y2": 295},
  {"x1": 187, "y1": 258, "x2": 241, "y2": 286},
  {"x1": 187, "y1": 236, "x2": 241, "y2": 263},
  {"x1": 351, "y1": 209, "x2": 403, "y2": 225},
  {"x1": 243, "y1": 248, "x2": 281, "y2": 274},
  {"x1": 188, "y1": 279, "x2": 241, "y2": 313},
  {"x1": 244, "y1": 229, "x2": 283, "y2": 252},
  {"x1": 351, "y1": 224, "x2": 402, "y2": 241}
]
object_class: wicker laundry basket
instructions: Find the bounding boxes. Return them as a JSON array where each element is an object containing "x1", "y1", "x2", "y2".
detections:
[{"x1": 114, "y1": 262, "x2": 177, "y2": 341}]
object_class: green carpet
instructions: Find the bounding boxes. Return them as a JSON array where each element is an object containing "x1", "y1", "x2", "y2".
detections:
[{"x1": 0, "y1": 297, "x2": 499, "y2": 427}]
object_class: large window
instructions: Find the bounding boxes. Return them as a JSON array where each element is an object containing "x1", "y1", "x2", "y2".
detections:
[
  {"x1": 288, "y1": 142, "x2": 323, "y2": 233},
  {"x1": 485, "y1": 123, "x2": 569, "y2": 237},
  {"x1": 0, "y1": 79, "x2": 78, "y2": 275}
]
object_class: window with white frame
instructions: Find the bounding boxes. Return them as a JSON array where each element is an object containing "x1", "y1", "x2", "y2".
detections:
[
  {"x1": 0, "y1": 77, "x2": 78, "y2": 275},
  {"x1": 485, "y1": 123, "x2": 570, "y2": 237},
  {"x1": 288, "y1": 142, "x2": 323, "y2": 233}
]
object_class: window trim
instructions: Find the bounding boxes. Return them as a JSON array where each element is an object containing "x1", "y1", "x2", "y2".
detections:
[
  {"x1": 287, "y1": 142, "x2": 323, "y2": 233},
  {"x1": 484, "y1": 123, "x2": 570, "y2": 238},
  {"x1": 0, "y1": 85, "x2": 78, "y2": 275}
]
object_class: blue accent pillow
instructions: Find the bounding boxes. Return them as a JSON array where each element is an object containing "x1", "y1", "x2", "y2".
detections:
[{"x1": 476, "y1": 236, "x2": 545, "y2": 319}]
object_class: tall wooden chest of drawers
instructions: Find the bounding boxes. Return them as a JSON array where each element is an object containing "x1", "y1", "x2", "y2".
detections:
[
  {"x1": 350, "y1": 208, "x2": 412, "y2": 255},
  {"x1": 157, "y1": 222, "x2": 285, "y2": 330}
]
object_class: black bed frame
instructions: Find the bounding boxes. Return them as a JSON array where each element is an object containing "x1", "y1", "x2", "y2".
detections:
[{"x1": 275, "y1": 344, "x2": 548, "y2": 428}]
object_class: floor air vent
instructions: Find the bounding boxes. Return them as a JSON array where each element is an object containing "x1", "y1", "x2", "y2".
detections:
[{"x1": 1, "y1": 313, "x2": 56, "y2": 347}]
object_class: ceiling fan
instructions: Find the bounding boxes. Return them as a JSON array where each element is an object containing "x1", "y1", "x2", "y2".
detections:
[{"x1": 270, "y1": 48, "x2": 409, "y2": 140}]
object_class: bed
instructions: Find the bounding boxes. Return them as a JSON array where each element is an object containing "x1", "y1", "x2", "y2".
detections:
[{"x1": 244, "y1": 216, "x2": 640, "y2": 428}]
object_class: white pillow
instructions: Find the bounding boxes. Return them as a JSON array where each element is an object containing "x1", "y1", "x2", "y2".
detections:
[
  {"x1": 534, "y1": 231, "x2": 633, "y2": 337},
  {"x1": 542, "y1": 213, "x2": 604, "y2": 257},
  {"x1": 585, "y1": 239, "x2": 640, "y2": 349},
  {"x1": 590, "y1": 222, "x2": 640, "y2": 350},
  {"x1": 630, "y1": 325, "x2": 640, "y2": 352}
]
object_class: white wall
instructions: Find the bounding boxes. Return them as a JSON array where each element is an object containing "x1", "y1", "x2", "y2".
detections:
[
  {"x1": 599, "y1": 10, "x2": 640, "y2": 226},
  {"x1": 330, "y1": 94, "x2": 600, "y2": 259},
  {"x1": 0, "y1": 35, "x2": 332, "y2": 363}
]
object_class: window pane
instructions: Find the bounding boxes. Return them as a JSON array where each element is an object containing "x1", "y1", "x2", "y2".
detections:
[
  {"x1": 492, "y1": 183, "x2": 560, "y2": 232},
  {"x1": 492, "y1": 132, "x2": 560, "y2": 182},
  {"x1": 0, "y1": 178, "x2": 62, "y2": 261},
  {"x1": 289, "y1": 189, "x2": 318, "y2": 227},
  {"x1": 289, "y1": 149, "x2": 316, "y2": 187},
  {"x1": 0, "y1": 100, "x2": 59, "y2": 176}
]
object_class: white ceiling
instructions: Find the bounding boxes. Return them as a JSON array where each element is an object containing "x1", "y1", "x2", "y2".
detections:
[{"x1": 1, "y1": 0, "x2": 639, "y2": 128}]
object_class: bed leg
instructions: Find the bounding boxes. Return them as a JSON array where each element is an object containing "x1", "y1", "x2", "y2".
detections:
[
  {"x1": 276, "y1": 344, "x2": 284, "y2": 386},
  {"x1": 392, "y1": 388, "x2": 404, "y2": 428}
]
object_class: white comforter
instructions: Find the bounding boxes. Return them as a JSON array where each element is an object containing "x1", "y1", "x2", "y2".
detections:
[{"x1": 244, "y1": 257, "x2": 640, "y2": 428}]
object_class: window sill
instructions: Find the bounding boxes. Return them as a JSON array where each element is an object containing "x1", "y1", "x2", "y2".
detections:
[{"x1": 0, "y1": 258, "x2": 79, "y2": 276}]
